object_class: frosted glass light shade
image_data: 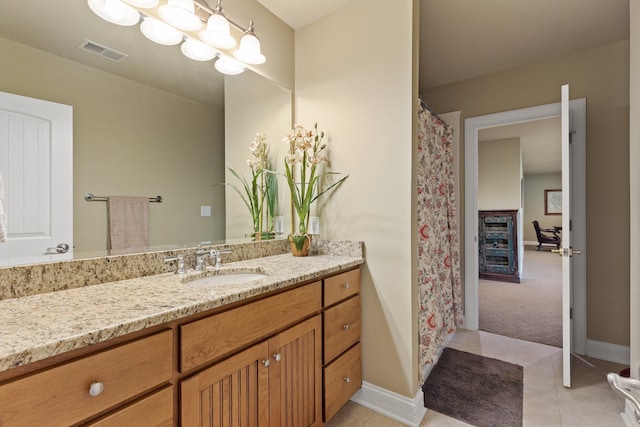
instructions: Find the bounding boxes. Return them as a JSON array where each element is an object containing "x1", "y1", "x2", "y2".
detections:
[
  {"x1": 181, "y1": 39, "x2": 217, "y2": 61},
  {"x1": 199, "y1": 13, "x2": 236, "y2": 49},
  {"x1": 233, "y1": 33, "x2": 265, "y2": 64},
  {"x1": 121, "y1": 0, "x2": 158, "y2": 7},
  {"x1": 88, "y1": 0, "x2": 140, "y2": 26},
  {"x1": 140, "y1": 17, "x2": 183, "y2": 45},
  {"x1": 214, "y1": 56, "x2": 245, "y2": 75},
  {"x1": 158, "y1": 0, "x2": 202, "y2": 31}
]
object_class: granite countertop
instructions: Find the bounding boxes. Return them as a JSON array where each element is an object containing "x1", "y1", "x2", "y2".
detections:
[{"x1": 0, "y1": 253, "x2": 364, "y2": 374}]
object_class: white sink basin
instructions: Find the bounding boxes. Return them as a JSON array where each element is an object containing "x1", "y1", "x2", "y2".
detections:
[{"x1": 184, "y1": 272, "x2": 268, "y2": 286}]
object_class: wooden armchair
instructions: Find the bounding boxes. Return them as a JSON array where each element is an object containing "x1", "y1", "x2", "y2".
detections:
[{"x1": 532, "y1": 220, "x2": 561, "y2": 251}]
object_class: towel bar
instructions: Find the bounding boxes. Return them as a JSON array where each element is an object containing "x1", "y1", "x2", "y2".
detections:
[{"x1": 84, "y1": 193, "x2": 163, "y2": 203}]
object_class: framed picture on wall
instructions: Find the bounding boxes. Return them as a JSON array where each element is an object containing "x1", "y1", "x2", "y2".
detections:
[{"x1": 544, "y1": 189, "x2": 562, "y2": 215}]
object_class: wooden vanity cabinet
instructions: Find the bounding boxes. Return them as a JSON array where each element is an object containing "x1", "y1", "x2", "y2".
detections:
[
  {"x1": 0, "y1": 330, "x2": 173, "y2": 427},
  {"x1": 0, "y1": 266, "x2": 362, "y2": 426},
  {"x1": 180, "y1": 282, "x2": 323, "y2": 427},
  {"x1": 322, "y1": 268, "x2": 362, "y2": 422}
]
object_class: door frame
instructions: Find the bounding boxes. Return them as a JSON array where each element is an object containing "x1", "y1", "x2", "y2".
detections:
[{"x1": 463, "y1": 99, "x2": 587, "y2": 354}]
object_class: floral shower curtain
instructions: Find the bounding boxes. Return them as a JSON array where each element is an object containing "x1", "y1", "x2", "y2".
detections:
[{"x1": 417, "y1": 103, "x2": 463, "y2": 384}]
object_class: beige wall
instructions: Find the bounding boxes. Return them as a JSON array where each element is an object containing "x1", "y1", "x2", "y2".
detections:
[
  {"x1": 424, "y1": 40, "x2": 630, "y2": 346},
  {"x1": 523, "y1": 173, "x2": 562, "y2": 242},
  {"x1": 295, "y1": 0, "x2": 418, "y2": 397},
  {"x1": 224, "y1": 71, "x2": 293, "y2": 238},
  {"x1": 478, "y1": 138, "x2": 522, "y2": 210},
  {"x1": 0, "y1": 37, "x2": 225, "y2": 254}
]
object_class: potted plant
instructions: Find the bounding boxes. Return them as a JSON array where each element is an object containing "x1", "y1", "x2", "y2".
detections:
[
  {"x1": 282, "y1": 123, "x2": 348, "y2": 256},
  {"x1": 224, "y1": 133, "x2": 277, "y2": 239}
]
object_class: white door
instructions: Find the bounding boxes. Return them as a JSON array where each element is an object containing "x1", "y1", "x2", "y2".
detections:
[
  {"x1": 559, "y1": 84, "x2": 583, "y2": 388},
  {"x1": 0, "y1": 92, "x2": 73, "y2": 266}
]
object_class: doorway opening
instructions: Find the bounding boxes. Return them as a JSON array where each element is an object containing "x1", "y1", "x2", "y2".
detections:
[
  {"x1": 464, "y1": 99, "x2": 587, "y2": 355},
  {"x1": 477, "y1": 117, "x2": 563, "y2": 347}
]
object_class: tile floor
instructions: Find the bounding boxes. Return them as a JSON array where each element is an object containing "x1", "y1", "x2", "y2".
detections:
[{"x1": 327, "y1": 329, "x2": 628, "y2": 426}]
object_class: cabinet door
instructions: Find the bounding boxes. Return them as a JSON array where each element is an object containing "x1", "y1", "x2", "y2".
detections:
[
  {"x1": 269, "y1": 315, "x2": 322, "y2": 427},
  {"x1": 181, "y1": 341, "x2": 270, "y2": 427}
]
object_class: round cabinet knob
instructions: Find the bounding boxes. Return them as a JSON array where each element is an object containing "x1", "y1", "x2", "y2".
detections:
[
  {"x1": 89, "y1": 382, "x2": 104, "y2": 397},
  {"x1": 343, "y1": 377, "x2": 350, "y2": 383},
  {"x1": 342, "y1": 283, "x2": 350, "y2": 289},
  {"x1": 273, "y1": 353, "x2": 282, "y2": 362},
  {"x1": 262, "y1": 359, "x2": 270, "y2": 368},
  {"x1": 343, "y1": 324, "x2": 350, "y2": 331}
]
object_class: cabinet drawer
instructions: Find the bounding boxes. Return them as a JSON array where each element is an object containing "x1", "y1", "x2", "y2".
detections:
[
  {"x1": 88, "y1": 386, "x2": 173, "y2": 426},
  {"x1": 323, "y1": 343, "x2": 361, "y2": 421},
  {"x1": 324, "y1": 295, "x2": 361, "y2": 363},
  {"x1": 324, "y1": 269, "x2": 360, "y2": 307},
  {"x1": 181, "y1": 282, "x2": 321, "y2": 371},
  {"x1": 0, "y1": 330, "x2": 173, "y2": 427}
]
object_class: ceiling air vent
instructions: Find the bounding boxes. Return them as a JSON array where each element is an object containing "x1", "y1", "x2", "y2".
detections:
[{"x1": 78, "y1": 39, "x2": 128, "y2": 62}]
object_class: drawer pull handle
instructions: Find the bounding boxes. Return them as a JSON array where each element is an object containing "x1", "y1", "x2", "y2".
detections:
[
  {"x1": 343, "y1": 324, "x2": 350, "y2": 331},
  {"x1": 262, "y1": 359, "x2": 270, "y2": 368},
  {"x1": 344, "y1": 377, "x2": 350, "y2": 383},
  {"x1": 273, "y1": 353, "x2": 282, "y2": 362},
  {"x1": 342, "y1": 283, "x2": 350, "y2": 289},
  {"x1": 89, "y1": 382, "x2": 104, "y2": 397}
]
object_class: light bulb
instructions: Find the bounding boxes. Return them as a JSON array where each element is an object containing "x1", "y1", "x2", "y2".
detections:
[
  {"x1": 233, "y1": 33, "x2": 265, "y2": 65},
  {"x1": 158, "y1": 0, "x2": 202, "y2": 31},
  {"x1": 88, "y1": 0, "x2": 140, "y2": 26},
  {"x1": 140, "y1": 16, "x2": 183, "y2": 45},
  {"x1": 181, "y1": 39, "x2": 217, "y2": 61},
  {"x1": 214, "y1": 56, "x2": 245, "y2": 75},
  {"x1": 199, "y1": 13, "x2": 236, "y2": 49}
]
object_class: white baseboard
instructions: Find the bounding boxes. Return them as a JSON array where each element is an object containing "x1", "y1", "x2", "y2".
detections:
[
  {"x1": 351, "y1": 382, "x2": 426, "y2": 427},
  {"x1": 350, "y1": 333, "x2": 456, "y2": 426},
  {"x1": 586, "y1": 339, "x2": 630, "y2": 366},
  {"x1": 524, "y1": 240, "x2": 538, "y2": 246}
]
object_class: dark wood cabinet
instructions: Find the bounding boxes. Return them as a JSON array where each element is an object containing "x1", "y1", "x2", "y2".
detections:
[{"x1": 479, "y1": 210, "x2": 519, "y2": 283}]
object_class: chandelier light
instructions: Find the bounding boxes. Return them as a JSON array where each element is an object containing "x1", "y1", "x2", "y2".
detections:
[{"x1": 87, "y1": 0, "x2": 267, "y2": 75}]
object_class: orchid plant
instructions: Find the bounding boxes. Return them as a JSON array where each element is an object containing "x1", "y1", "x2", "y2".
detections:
[
  {"x1": 283, "y1": 123, "x2": 348, "y2": 246},
  {"x1": 225, "y1": 133, "x2": 277, "y2": 237}
]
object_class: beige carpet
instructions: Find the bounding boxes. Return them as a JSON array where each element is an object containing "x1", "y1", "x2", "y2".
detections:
[{"x1": 479, "y1": 246, "x2": 562, "y2": 347}]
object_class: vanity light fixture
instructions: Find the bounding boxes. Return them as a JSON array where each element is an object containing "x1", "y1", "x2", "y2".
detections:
[
  {"x1": 88, "y1": 0, "x2": 140, "y2": 26},
  {"x1": 87, "y1": 0, "x2": 266, "y2": 75},
  {"x1": 233, "y1": 21, "x2": 266, "y2": 65},
  {"x1": 214, "y1": 56, "x2": 245, "y2": 75},
  {"x1": 158, "y1": 0, "x2": 202, "y2": 32},
  {"x1": 140, "y1": 16, "x2": 183, "y2": 45},
  {"x1": 181, "y1": 38, "x2": 217, "y2": 61}
]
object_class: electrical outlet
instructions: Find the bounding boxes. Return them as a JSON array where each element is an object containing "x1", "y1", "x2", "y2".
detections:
[{"x1": 201, "y1": 206, "x2": 211, "y2": 217}]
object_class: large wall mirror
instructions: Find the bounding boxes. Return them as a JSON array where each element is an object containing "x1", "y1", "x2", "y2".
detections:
[{"x1": 0, "y1": 0, "x2": 292, "y2": 266}]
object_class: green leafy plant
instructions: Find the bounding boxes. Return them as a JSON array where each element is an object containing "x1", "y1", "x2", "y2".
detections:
[
  {"x1": 221, "y1": 133, "x2": 277, "y2": 237},
  {"x1": 282, "y1": 123, "x2": 348, "y2": 237}
]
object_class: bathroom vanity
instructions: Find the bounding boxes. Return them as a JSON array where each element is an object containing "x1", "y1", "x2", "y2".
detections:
[{"x1": 0, "y1": 242, "x2": 364, "y2": 426}]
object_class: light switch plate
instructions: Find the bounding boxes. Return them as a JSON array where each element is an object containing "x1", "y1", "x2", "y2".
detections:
[{"x1": 201, "y1": 206, "x2": 211, "y2": 217}]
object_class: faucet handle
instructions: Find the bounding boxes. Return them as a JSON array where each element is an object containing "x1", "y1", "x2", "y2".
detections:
[
  {"x1": 164, "y1": 254, "x2": 186, "y2": 274},
  {"x1": 210, "y1": 248, "x2": 232, "y2": 267}
]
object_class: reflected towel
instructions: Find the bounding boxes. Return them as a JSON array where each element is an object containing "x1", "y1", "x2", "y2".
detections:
[
  {"x1": 0, "y1": 171, "x2": 6, "y2": 243},
  {"x1": 107, "y1": 196, "x2": 149, "y2": 251}
]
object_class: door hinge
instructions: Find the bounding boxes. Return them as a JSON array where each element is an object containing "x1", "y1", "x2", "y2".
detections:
[
  {"x1": 570, "y1": 307, "x2": 573, "y2": 319},
  {"x1": 569, "y1": 219, "x2": 572, "y2": 231}
]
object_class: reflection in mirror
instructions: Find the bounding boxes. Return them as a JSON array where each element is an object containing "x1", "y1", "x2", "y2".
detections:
[{"x1": 0, "y1": 0, "x2": 291, "y2": 267}]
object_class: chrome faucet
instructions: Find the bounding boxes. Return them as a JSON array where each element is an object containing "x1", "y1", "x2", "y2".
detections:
[
  {"x1": 164, "y1": 254, "x2": 186, "y2": 274},
  {"x1": 194, "y1": 247, "x2": 211, "y2": 271},
  {"x1": 210, "y1": 248, "x2": 232, "y2": 267}
]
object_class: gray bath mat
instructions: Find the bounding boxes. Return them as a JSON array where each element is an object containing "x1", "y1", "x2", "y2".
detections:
[{"x1": 423, "y1": 348, "x2": 523, "y2": 427}]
